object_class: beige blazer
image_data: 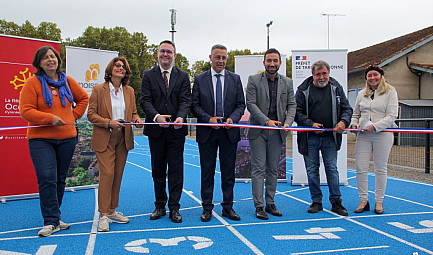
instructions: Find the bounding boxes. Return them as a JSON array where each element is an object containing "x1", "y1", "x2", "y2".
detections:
[
  {"x1": 350, "y1": 88, "x2": 398, "y2": 132},
  {"x1": 88, "y1": 82, "x2": 140, "y2": 152}
]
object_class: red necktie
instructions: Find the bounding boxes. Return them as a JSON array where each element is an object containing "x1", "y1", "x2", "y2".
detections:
[{"x1": 163, "y1": 71, "x2": 169, "y2": 93}]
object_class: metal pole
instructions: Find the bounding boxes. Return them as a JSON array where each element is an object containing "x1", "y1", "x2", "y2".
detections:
[
  {"x1": 425, "y1": 120, "x2": 430, "y2": 174},
  {"x1": 266, "y1": 21, "x2": 273, "y2": 50},
  {"x1": 267, "y1": 26, "x2": 269, "y2": 50},
  {"x1": 327, "y1": 15, "x2": 330, "y2": 49},
  {"x1": 321, "y1": 13, "x2": 345, "y2": 50},
  {"x1": 170, "y1": 9, "x2": 176, "y2": 43}
]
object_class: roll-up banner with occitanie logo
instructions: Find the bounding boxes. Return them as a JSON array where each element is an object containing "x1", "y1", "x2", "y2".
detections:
[{"x1": 0, "y1": 34, "x2": 60, "y2": 198}]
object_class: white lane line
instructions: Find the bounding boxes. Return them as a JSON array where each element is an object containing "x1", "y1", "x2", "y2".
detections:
[
  {"x1": 127, "y1": 161, "x2": 151, "y2": 173},
  {"x1": 290, "y1": 245, "x2": 390, "y2": 254},
  {"x1": 183, "y1": 189, "x2": 264, "y2": 255},
  {"x1": 128, "y1": 152, "x2": 151, "y2": 157},
  {"x1": 346, "y1": 185, "x2": 433, "y2": 209},
  {"x1": 276, "y1": 187, "x2": 310, "y2": 194},
  {"x1": 183, "y1": 162, "x2": 221, "y2": 174},
  {"x1": 2, "y1": 211, "x2": 433, "y2": 242},
  {"x1": 280, "y1": 192, "x2": 433, "y2": 255},
  {"x1": 85, "y1": 188, "x2": 99, "y2": 255},
  {"x1": 346, "y1": 168, "x2": 433, "y2": 187}
]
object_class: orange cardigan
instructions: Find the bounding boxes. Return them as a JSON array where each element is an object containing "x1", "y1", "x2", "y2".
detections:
[{"x1": 19, "y1": 75, "x2": 89, "y2": 140}]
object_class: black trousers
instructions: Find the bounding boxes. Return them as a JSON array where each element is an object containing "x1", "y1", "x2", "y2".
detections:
[
  {"x1": 148, "y1": 130, "x2": 185, "y2": 211},
  {"x1": 198, "y1": 128, "x2": 237, "y2": 211}
]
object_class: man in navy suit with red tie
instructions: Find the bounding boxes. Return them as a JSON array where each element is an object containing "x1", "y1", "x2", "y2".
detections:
[
  {"x1": 140, "y1": 40, "x2": 191, "y2": 223},
  {"x1": 192, "y1": 44, "x2": 245, "y2": 222}
]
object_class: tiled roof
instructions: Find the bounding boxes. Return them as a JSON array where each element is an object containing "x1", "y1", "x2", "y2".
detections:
[{"x1": 348, "y1": 26, "x2": 433, "y2": 72}]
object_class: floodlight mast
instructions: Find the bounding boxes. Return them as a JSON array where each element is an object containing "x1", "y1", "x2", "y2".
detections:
[
  {"x1": 321, "y1": 13, "x2": 345, "y2": 49},
  {"x1": 170, "y1": 9, "x2": 177, "y2": 43}
]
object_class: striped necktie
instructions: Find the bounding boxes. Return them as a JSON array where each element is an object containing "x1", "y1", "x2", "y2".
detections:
[{"x1": 163, "y1": 71, "x2": 169, "y2": 93}]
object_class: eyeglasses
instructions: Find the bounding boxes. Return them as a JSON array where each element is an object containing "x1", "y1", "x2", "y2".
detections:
[
  {"x1": 214, "y1": 55, "x2": 227, "y2": 60},
  {"x1": 114, "y1": 63, "x2": 126, "y2": 69},
  {"x1": 159, "y1": 49, "x2": 174, "y2": 55}
]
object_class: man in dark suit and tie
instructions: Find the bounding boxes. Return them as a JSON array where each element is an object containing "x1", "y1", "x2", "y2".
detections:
[
  {"x1": 140, "y1": 40, "x2": 191, "y2": 223},
  {"x1": 192, "y1": 44, "x2": 245, "y2": 222},
  {"x1": 246, "y1": 48, "x2": 296, "y2": 220}
]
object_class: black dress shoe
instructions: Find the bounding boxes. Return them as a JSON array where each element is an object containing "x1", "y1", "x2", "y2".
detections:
[
  {"x1": 150, "y1": 208, "x2": 166, "y2": 220},
  {"x1": 265, "y1": 204, "x2": 282, "y2": 216},
  {"x1": 354, "y1": 201, "x2": 370, "y2": 213},
  {"x1": 375, "y1": 203, "x2": 384, "y2": 214},
  {"x1": 375, "y1": 208, "x2": 384, "y2": 214},
  {"x1": 255, "y1": 207, "x2": 268, "y2": 220},
  {"x1": 308, "y1": 202, "x2": 323, "y2": 213},
  {"x1": 222, "y1": 208, "x2": 240, "y2": 221},
  {"x1": 200, "y1": 210, "x2": 212, "y2": 222},
  {"x1": 331, "y1": 199, "x2": 349, "y2": 216},
  {"x1": 169, "y1": 210, "x2": 182, "y2": 223}
]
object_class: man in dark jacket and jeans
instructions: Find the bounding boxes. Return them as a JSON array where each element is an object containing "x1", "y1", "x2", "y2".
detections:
[{"x1": 295, "y1": 60, "x2": 352, "y2": 216}]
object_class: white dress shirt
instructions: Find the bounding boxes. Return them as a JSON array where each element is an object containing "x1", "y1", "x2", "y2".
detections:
[{"x1": 109, "y1": 82, "x2": 125, "y2": 121}]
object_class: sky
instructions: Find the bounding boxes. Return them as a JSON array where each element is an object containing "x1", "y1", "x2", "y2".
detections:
[{"x1": 1, "y1": 0, "x2": 432, "y2": 66}]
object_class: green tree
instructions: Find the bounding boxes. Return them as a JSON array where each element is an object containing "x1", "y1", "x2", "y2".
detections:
[
  {"x1": 0, "y1": 19, "x2": 20, "y2": 35},
  {"x1": 70, "y1": 167, "x2": 97, "y2": 186},
  {"x1": 286, "y1": 56, "x2": 292, "y2": 78},
  {"x1": 77, "y1": 157, "x2": 91, "y2": 170},
  {"x1": 0, "y1": 19, "x2": 61, "y2": 41},
  {"x1": 190, "y1": 60, "x2": 211, "y2": 81},
  {"x1": 175, "y1": 53, "x2": 190, "y2": 74}
]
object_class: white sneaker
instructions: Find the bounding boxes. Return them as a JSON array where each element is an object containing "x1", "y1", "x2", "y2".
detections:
[
  {"x1": 98, "y1": 216, "x2": 110, "y2": 232},
  {"x1": 59, "y1": 220, "x2": 70, "y2": 230},
  {"x1": 38, "y1": 225, "x2": 60, "y2": 237},
  {"x1": 108, "y1": 211, "x2": 130, "y2": 223}
]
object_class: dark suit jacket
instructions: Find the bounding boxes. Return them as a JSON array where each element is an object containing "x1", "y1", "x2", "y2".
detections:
[
  {"x1": 140, "y1": 65, "x2": 191, "y2": 138},
  {"x1": 192, "y1": 69, "x2": 245, "y2": 144},
  {"x1": 88, "y1": 82, "x2": 140, "y2": 152}
]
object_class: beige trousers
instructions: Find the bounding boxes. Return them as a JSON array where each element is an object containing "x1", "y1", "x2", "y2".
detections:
[
  {"x1": 355, "y1": 131, "x2": 393, "y2": 203},
  {"x1": 96, "y1": 129, "x2": 128, "y2": 213}
]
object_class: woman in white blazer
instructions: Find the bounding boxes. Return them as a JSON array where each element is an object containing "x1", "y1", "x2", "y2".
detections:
[{"x1": 350, "y1": 65, "x2": 398, "y2": 214}]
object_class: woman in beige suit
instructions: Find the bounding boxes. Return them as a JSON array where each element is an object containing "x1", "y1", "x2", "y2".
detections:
[
  {"x1": 88, "y1": 57, "x2": 143, "y2": 231},
  {"x1": 350, "y1": 65, "x2": 398, "y2": 214}
]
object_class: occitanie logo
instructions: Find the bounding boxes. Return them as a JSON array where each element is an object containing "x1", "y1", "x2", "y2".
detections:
[
  {"x1": 85, "y1": 64, "x2": 100, "y2": 82},
  {"x1": 10, "y1": 68, "x2": 33, "y2": 91}
]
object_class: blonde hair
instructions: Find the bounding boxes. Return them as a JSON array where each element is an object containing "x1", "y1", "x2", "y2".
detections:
[{"x1": 363, "y1": 75, "x2": 394, "y2": 97}]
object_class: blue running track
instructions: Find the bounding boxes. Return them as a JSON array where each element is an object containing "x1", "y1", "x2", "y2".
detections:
[{"x1": 1, "y1": 136, "x2": 432, "y2": 254}]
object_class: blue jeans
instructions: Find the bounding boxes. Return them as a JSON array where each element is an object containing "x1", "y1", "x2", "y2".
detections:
[
  {"x1": 303, "y1": 135, "x2": 341, "y2": 204},
  {"x1": 29, "y1": 137, "x2": 77, "y2": 226}
]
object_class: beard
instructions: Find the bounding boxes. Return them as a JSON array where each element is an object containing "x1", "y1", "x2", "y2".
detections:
[
  {"x1": 315, "y1": 80, "x2": 328, "y2": 88},
  {"x1": 265, "y1": 66, "x2": 279, "y2": 75}
]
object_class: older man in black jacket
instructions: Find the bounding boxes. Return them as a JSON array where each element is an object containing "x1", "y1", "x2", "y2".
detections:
[{"x1": 295, "y1": 60, "x2": 352, "y2": 216}]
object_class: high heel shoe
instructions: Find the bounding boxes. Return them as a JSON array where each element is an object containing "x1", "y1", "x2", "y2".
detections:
[
  {"x1": 375, "y1": 203, "x2": 384, "y2": 214},
  {"x1": 354, "y1": 201, "x2": 370, "y2": 213}
]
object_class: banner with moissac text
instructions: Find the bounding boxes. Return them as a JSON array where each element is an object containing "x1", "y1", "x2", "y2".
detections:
[{"x1": 65, "y1": 46, "x2": 118, "y2": 189}]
